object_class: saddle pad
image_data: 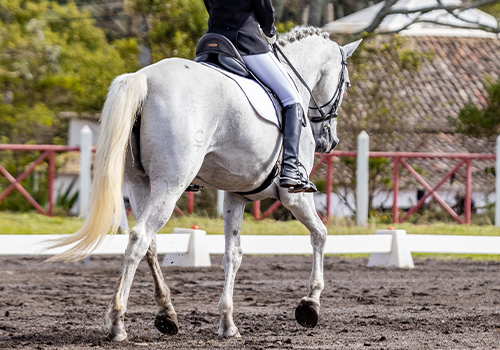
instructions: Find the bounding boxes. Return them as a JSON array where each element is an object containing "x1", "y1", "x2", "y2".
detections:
[{"x1": 201, "y1": 63, "x2": 281, "y2": 129}]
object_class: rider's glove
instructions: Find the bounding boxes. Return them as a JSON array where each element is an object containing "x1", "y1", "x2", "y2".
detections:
[{"x1": 265, "y1": 34, "x2": 276, "y2": 45}]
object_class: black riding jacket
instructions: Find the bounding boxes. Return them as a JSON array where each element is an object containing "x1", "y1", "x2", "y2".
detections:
[{"x1": 203, "y1": 0, "x2": 277, "y2": 56}]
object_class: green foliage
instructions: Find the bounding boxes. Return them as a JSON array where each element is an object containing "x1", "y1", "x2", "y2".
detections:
[
  {"x1": 449, "y1": 77, "x2": 500, "y2": 139},
  {"x1": 0, "y1": 0, "x2": 140, "y2": 144},
  {"x1": 125, "y1": 0, "x2": 208, "y2": 61},
  {"x1": 55, "y1": 177, "x2": 78, "y2": 215},
  {"x1": 276, "y1": 20, "x2": 296, "y2": 34},
  {"x1": 0, "y1": 0, "x2": 139, "y2": 212},
  {"x1": 480, "y1": 2, "x2": 500, "y2": 18},
  {"x1": 0, "y1": 151, "x2": 49, "y2": 212}
]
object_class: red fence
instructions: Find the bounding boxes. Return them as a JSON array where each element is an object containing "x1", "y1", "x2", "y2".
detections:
[
  {"x1": 253, "y1": 151, "x2": 496, "y2": 224},
  {"x1": 0, "y1": 145, "x2": 79, "y2": 216},
  {"x1": 0, "y1": 145, "x2": 495, "y2": 223}
]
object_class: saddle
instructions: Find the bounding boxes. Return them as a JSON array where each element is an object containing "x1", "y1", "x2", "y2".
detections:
[{"x1": 194, "y1": 33, "x2": 250, "y2": 77}]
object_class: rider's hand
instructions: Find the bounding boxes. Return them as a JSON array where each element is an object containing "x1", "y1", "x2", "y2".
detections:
[{"x1": 265, "y1": 34, "x2": 276, "y2": 45}]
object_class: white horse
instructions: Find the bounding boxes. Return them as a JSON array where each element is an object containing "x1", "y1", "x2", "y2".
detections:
[{"x1": 50, "y1": 26, "x2": 361, "y2": 341}]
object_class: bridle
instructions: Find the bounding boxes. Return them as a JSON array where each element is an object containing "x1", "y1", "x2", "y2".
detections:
[{"x1": 273, "y1": 43, "x2": 348, "y2": 131}]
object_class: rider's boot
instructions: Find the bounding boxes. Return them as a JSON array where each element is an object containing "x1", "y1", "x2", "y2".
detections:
[{"x1": 279, "y1": 103, "x2": 317, "y2": 193}]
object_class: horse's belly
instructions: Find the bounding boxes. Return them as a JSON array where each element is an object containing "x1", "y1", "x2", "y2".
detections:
[{"x1": 195, "y1": 140, "x2": 280, "y2": 192}]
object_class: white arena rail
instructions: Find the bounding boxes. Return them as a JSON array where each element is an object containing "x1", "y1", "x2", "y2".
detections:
[{"x1": 1, "y1": 228, "x2": 499, "y2": 269}]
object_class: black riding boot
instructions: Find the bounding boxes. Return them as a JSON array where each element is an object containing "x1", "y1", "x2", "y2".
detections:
[{"x1": 279, "y1": 103, "x2": 317, "y2": 193}]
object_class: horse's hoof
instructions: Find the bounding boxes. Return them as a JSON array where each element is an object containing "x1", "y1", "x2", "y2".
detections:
[
  {"x1": 155, "y1": 313, "x2": 179, "y2": 335},
  {"x1": 217, "y1": 326, "x2": 241, "y2": 338},
  {"x1": 106, "y1": 331, "x2": 128, "y2": 342},
  {"x1": 295, "y1": 298, "x2": 320, "y2": 328}
]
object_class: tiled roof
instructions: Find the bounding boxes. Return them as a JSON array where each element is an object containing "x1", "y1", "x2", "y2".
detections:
[
  {"x1": 405, "y1": 36, "x2": 500, "y2": 133},
  {"x1": 335, "y1": 36, "x2": 499, "y2": 192}
]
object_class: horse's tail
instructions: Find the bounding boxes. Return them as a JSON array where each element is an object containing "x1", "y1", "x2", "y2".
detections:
[{"x1": 47, "y1": 72, "x2": 148, "y2": 262}]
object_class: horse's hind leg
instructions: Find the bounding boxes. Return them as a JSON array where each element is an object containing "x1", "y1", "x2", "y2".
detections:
[
  {"x1": 105, "y1": 181, "x2": 184, "y2": 341},
  {"x1": 145, "y1": 237, "x2": 178, "y2": 335},
  {"x1": 217, "y1": 193, "x2": 247, "y2": 338},
  {"x1": 124, "y1": 161, "x2": 178, "y2": 334},
  {"x1": 280, "y1": 192, "x2": 327, "y2": 328}
]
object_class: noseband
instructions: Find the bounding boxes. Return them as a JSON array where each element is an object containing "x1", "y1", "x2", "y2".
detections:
[{"x1": 273, "y1": 43, "x2": 348, "y2": 137}]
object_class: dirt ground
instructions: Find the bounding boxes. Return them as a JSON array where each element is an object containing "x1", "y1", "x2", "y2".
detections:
[{"x1": 0, "y1": 254, "x2": 500, "y2": 350}]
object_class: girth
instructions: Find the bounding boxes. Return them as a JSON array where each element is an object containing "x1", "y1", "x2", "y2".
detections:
[{"x1": 234, "y1": 164, "x2": 279, "y2": 196}]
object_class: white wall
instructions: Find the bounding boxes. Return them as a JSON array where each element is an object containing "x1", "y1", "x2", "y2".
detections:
[{"x1": 68, "y1": 119, "x2": 99, "y2": 146}]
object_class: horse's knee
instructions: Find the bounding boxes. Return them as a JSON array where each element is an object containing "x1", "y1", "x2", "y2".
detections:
[
  {"x1": 311, "y1": 225, "x2": 327, "y2": 247},
  {"x1": 223, "y1": 247, "x2": 243, "y2": 268}
]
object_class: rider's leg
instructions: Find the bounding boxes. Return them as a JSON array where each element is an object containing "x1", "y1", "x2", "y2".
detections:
[
  {"x1": 242, "y1": 52, "x2": 316, "y2": 193},
  {"x1": 242, "y1": 52, "x2": 301, "y2": 107}
]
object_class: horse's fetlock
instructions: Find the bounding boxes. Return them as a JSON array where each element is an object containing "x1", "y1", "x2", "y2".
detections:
[{"x1": 218, "y1": 299, "x2": 232, "y2": 315}]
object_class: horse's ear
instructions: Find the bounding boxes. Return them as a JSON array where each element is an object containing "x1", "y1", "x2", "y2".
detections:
[{"x1": 341, "y1": 39, "x2": 362, "y2": 58}]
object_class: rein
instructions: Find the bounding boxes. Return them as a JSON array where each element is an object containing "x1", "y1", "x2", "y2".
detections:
[{"x1": 272, "y1": 43, "x2": 348, "y2": 126}]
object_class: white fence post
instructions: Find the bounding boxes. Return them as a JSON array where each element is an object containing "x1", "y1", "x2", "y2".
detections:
[
  {"x1": 357, "y1": 131, "x2": 369, "y2": 226},
  {"x1": 162, "y1": 228, "x2": 211, "y2": 267},
  {"x1": 79, "y1": 126, "x2": 92, "y2": 217},
  {"x1": 496, "y1": 135, "x2": 500, "y2": 227}
]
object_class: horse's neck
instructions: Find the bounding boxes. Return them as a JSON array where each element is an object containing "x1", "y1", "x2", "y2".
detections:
[{"x1": 280, "y1": 38, "x2": 333, "y2": 103}]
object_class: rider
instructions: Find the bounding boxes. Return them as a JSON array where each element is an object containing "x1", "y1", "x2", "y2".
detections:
[{"x1": 202, "y1": 0, "x2": 316, "y2": 193}]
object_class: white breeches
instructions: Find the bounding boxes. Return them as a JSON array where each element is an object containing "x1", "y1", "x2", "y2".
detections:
[{"x1": 242, "y1": 52, "x2": 301, "y2": 107}]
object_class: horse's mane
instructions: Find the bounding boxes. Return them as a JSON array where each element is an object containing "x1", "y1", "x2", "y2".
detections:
[{"x1": 277, "y1": 26, "x2": 330, "y2": 46}]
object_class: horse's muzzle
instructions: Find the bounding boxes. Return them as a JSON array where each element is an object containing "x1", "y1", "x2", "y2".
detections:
[
  {"x1": 328, "y1": 136, "x2": 339, "y2": 152},
  {"x1": 315, "y1": 136, "x2": 339, "y2": 153}
]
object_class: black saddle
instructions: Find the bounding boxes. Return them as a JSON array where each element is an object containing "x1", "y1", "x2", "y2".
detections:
[{"x1": 194, "y1": 33, "x2": 250, "y2": 77}]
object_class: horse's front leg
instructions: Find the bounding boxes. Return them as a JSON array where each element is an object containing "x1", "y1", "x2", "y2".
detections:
[
  {"x1": 218, "y1": 193, "x2": 247, "y2": 338},
  {"x1": 145, "y1": 236, "x2": 178, "y2": 335},
  {"x1": 281, "y1": 191, "x2": 327, "y2": 328}
]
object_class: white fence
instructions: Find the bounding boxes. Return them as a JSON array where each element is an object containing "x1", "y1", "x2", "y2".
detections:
[{"x1": 1, "y1": 229, "x2": 500, "y2": 269}]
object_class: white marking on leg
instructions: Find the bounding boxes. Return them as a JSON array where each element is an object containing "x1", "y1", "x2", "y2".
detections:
[
  {"x1": 217, "y1": 194, "x2": 246, "y2": 338},
  {"x1": 281, "y1": 192, "x2": 326, "y2": 302}
]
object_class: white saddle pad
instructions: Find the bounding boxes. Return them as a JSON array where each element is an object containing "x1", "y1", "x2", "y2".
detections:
[{"x1": 202, "y1": 63, "x2": 281, "y2": 129}]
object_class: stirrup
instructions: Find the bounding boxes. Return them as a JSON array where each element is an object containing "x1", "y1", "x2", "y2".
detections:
[
  {"x1": 279, "y1": 175, "x2": 302, "y2": 189},
  {"x1": 185, "y1": 184, "x2": 204, "y2": 192},
  {"x1": 288, "y1": 180, "x2": 318, "y2": 194},
  {"x1": 280, "y1": 162, "x2": 317, "y2": 193}
]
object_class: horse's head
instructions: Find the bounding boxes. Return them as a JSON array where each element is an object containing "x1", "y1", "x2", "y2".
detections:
[{"x1": 309, "y1": 39, "x2": 362, "y2": 153}]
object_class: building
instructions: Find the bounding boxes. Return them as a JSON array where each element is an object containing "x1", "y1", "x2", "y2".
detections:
[{"x1": 317, "y1": 0, "x2": 500, "y2": 219}]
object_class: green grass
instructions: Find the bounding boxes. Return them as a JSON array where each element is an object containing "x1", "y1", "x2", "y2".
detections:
[{"x1": 2, "y1": 211, "x2": 500, "y2": 236}]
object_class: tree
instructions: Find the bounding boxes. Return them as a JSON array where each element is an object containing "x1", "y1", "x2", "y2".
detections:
[
  {"x1": 0, "y1": 0, "x2": 139, "y2": 211},
  {"x1": 124, "y1": 0, "x2": 208, "y2": 63},
  {"x1": 355, "y1": 0, "x2": 500, "y2": 35},
  {"x1": 449, "y1": 77, "x2": 500, "y2": 140},
  {"x1": 0, "y1": 0, "x2": 139, "y2": 145}
]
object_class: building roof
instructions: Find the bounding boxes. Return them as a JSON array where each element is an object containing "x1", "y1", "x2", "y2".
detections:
[
  {"x1": 323, "y1": 0, "x2": 499, "y2": 38},
  {"x1": 405, "y1": 35, "x2": 500, "y2": 133},
  {"x1": 334, "y1": 35, "x2": 500, "y2": 192}
]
